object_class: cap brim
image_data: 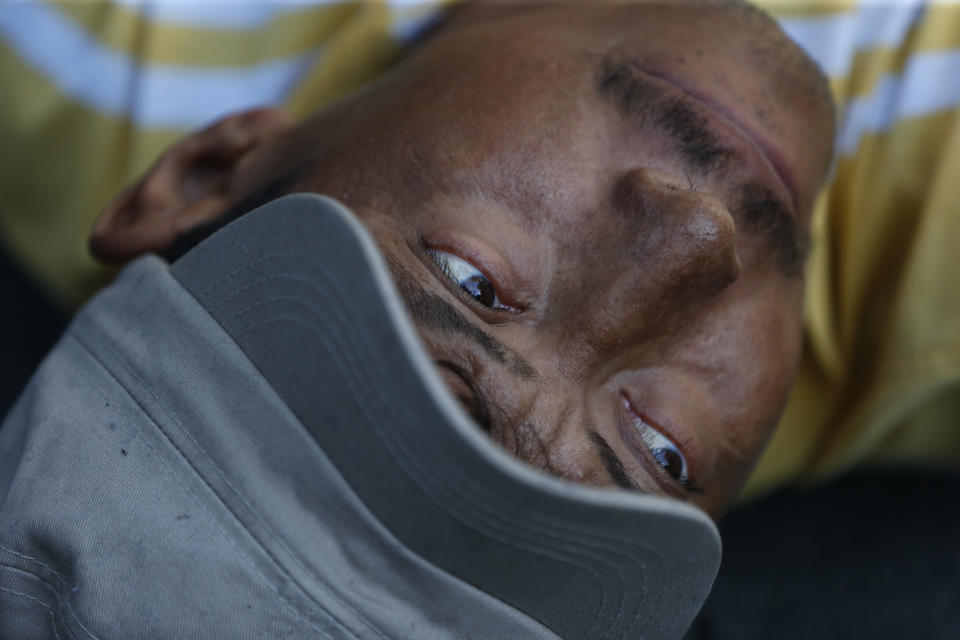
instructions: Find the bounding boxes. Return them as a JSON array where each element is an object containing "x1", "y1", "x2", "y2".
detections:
[{"x1": 171, "y1": 193, "x2": 720, "y2": 639}]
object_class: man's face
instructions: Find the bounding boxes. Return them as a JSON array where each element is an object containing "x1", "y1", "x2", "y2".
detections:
[{"x1": 229, "y1": 2, "x2": 834, "y2": 517}]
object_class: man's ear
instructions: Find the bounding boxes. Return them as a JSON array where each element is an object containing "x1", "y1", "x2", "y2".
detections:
[{"x1": 90, "y1": 107, "x2": 293, "y2": 262}]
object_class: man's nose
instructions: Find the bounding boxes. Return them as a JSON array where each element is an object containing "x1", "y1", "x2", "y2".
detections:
[
  {"x1": 547, "y1": 168, "x2": 741, "y2": 363},
  {"x1": 613, "y1": 168, "x2": 741, "y2": 301}
]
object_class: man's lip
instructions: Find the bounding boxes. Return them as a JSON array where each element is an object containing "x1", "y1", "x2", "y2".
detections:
[{"x1": 638, "y1": 67, "x2": 799, "y2": 213}]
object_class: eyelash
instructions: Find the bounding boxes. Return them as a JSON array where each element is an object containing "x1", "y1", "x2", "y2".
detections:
[
  {"x1": 637, "y1": 423, "x2": 689, "y2": 487},
  {"x1": 620, "y1": 395, "x2": 704, "y2": 494},
  {"x1": 426, "y1": 248, "x2": 518, "y2": 312},
  {"x1": 642, "y1": 433, "x2": 706, "y2": 495}
]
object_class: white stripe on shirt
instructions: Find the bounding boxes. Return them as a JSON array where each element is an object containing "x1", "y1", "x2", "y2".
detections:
[
  {"x1": 0, "y1": 1, "x2": 318, "y2": 128},
  {"x1": 778, "y1": 2, "x2": 927, "y2": 76},
  {"x1": 837, "y1": 47, "x2": 960, "y2": 154}
]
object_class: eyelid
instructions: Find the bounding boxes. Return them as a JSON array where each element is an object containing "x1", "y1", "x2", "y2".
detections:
[
  {"x1": 419, "y1": 233, "x2": 526, "y2": 312},
  {"x1": 617, "y1": 393, "x2": 701, "y2": 494},
  {"x1": 636, "y1": 424, "x2": 689, "y2": 486}
]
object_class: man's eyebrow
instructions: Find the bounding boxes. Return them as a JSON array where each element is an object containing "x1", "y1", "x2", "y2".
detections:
[
  {"x1": 737, "y1": 182, "x2": 809, "y2": 277},
  {"x1": 587, "y1": 430, "x2": 641, "y2": 492},
  {"x1": 397, "y1": 276, "x2": 539, "y2": 380},
  {"x1": 596, "y1": 58, "x2": 733, "y2": 174}
]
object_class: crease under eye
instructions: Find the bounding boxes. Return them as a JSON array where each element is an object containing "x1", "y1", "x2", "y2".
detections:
[{"x1": 427, "y1": 249, "x2": 515, "y2": 311}]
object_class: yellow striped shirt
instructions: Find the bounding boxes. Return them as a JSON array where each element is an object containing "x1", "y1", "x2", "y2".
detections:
[
  {"x1": 747, "y1": 0, "x2": 960, "y2": 495},
  {"x1": 0, "y1": 0, "x2": 445, "y2": 306}
]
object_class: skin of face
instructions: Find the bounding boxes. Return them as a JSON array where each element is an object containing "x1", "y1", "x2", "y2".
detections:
[{"x1": 92, "y1": 2, "x2": 835, "y2": 519}]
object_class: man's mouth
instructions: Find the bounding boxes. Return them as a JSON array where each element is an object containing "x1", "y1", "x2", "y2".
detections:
[{"x1": 637, "y1": 66, "x2": 799, "y2": 213}]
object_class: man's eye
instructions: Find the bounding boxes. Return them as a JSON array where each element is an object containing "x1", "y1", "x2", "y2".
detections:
[
  {"x1": 427, "y1": 249, "x2": 513, "y2": 311},
  {"x1": 635, "y1": 419, "x2": 689, "y2": 487}
]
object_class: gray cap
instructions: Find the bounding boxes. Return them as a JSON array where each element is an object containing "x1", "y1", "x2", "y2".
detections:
[{"x1": 171, "y1": 193, "x2": 721, "y2": 639}]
